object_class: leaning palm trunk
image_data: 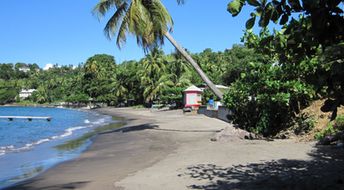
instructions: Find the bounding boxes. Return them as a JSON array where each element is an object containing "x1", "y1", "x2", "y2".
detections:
[
  {"x1": 93, "y1": 0, "x2": 222, "y2": 99},
  {"x1": 164, "y1": 31, "x2": 223, "y2": 99}
]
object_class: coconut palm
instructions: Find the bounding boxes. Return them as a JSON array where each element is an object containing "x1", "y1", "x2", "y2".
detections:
[
  {"x1": 93, "y1": 0, "x2": 223, "y2": 99},
  {"x1": 140, "y1": 48, "x2": 171, "y2": 102},
  {"x1": 143, "y1": 74, "x2": 174, "y2": 103}
]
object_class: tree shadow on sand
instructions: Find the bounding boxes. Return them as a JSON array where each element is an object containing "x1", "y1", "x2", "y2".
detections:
[
  {"x1": 99, "y1": 123, "x2": 159, "y2": 135},
  {"x1": 182, "y1": 146, "x2": 344, "y2": 190}
]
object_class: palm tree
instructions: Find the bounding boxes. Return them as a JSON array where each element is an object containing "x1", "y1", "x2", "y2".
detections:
[
  {"x1": 93, "y1": 0, "x2": 223, "y2": 99},
  {"x1": 143, "y1": 74, "x2": 174, "y2": 103},
  {"x1": 140, "y1": 49, "x2": 171, "y2": 102}
]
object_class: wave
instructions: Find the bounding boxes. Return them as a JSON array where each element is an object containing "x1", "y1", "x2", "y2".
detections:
[{"x1": 0, "y1": 116, "x2": 112, "y2": 156}]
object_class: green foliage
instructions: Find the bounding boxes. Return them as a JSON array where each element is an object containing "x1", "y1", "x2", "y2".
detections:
[
  {"x1": 221, "y1": 45, "x2": 269, "y2": 85},
  {"x1": 160, "y1": 87, "x2": 184, "y2": 108},
  {"x1": 315, "y1": 114, "x2": 344, "y2": 140},
  {"x1": 83, "y1": 54, "x2": 117, "y2": 104},
  {"x1": 0, "y1": 64, "x2": 15, "y2": 80},
  {"x1": 294, "y1": 114, "x2": 315, "y2": 135},
  {"x1": 65, "y1": 93, "x2": 90, "y2": 103},
  {"x1": 314, "y1": 123, "x2": 337, "y2": 141},
  {"x1": 93, "y1": 0, "x2": 174, "y2": 51},
  {"x1": 93, "y1": 0, "x2": 223, "y2": 99},
  {"x1": 227, "y1": 0, "x2": 244, "y2": 16},
  {"x1": 229, "y1": 0, "x2": 344, "y2": 119},
  {"x1": 0, "y1": 45, "x2": 272, "y2": 108},
  {"x1": 334, "y1": 115, "x2": 344, "y2": 131},
  {"x1": 0, "y1": 80, "x2": 19, "y2": 105},
  {"x1": 223, "y1": 62, "x2": 314, "y2": 136},
  {"x1": 228, "y1": 0, "x2": 344, "y2": 47},
  {"x1": 0, "y1": 88, "x2": 17, "y2": 105}
]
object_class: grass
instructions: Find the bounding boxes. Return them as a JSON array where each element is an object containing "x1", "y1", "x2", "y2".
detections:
[
  {"x1": 131, "y1": 104, "x2": 145, "y2": 109},
  {"x1": 314, "y1": 114, "x2": 344, "y2": 140},
  {"x1": 55, "y1": 121, "x2": 125, "y2": 151}
]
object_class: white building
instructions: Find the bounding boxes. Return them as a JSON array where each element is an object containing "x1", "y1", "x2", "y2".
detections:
[
  {"x1": 19, "y1": 89, "x2": 36, "y2": 99},
  {"x1": 19, "y1": 67, "x2": 30, "y2": 73}
]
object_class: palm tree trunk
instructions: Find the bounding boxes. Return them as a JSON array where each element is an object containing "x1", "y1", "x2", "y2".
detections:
[{"x1": 164, "y1": 31, "x2": 223, "y2": 99}]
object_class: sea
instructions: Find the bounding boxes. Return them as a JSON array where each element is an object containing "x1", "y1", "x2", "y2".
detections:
[{"x1": 0, "y1": 106, "x2": 113, "y2": 189}]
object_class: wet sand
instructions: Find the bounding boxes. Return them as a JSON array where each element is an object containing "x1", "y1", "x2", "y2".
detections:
[{"x1": 6, "y1": 108, "x2": 344, "y2": 190}]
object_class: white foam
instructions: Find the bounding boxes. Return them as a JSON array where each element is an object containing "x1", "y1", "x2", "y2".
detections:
[
  {"x1": 60, "y1": 126, "x2": 87, "y2": 138},
  {"x1": 90, "y1": 118, "x2": 107, "y2": 125},
  {"x1": 0, "y1": 116, "x2": 112, "y2": 156},
  {"x1": 0, "y1": 145, "x2": 14, "y2": 150}
]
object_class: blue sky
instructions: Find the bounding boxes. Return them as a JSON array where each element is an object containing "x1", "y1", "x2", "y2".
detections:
[{"x1": 0, "y1": 0, "x2": 254, "y2": 68}]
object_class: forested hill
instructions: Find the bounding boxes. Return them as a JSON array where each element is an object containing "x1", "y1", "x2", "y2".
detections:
[{"x1": 0, "y1": 46, "x2": 261, "y2": 106}]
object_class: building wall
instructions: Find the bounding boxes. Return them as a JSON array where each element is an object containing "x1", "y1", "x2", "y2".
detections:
[
  {"x1": 198, "y1": 106, "x2": 232, "y2": 122},
  {"x1": 19, "y1": 89, "x2": 36, "y2": 99},
  {"x1": 185, "y1": 92, "x2": 202, "y2": 107}
]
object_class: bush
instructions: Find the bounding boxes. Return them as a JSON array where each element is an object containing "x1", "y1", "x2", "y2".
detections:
[
  {"x1": 334, "y1": 115, "x2": 344, "y2": 131},
  {"x1": 315, "y1": 115, "x2": 344, "y2": 140},
  {"x1": 314, "y1": 123, "x2": 337, "y2": 140},
  {"x1": 223, "y1": 62, "x2": 314, "y2": 136},
  {"x1": 294, "y1": 114, "x2": 315, "y2": 135},
  {"x1": 0, "y1": 88, "x2": 18, "y2": 105}
]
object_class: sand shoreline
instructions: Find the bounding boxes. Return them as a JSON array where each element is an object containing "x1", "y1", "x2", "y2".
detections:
[
  {"x1": 5, "y1": 108, "x2": 181, "y2": 190},
  {"x1": 6, "y1": 107, "x2": 344, "y2": 190}
]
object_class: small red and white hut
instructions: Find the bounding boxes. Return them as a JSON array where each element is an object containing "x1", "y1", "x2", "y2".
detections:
[{"x1": 184, "y1": 85, "x2": 203, "y2": 109}]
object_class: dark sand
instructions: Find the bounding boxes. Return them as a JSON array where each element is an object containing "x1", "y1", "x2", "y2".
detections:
[
  {"x1": 6, "y1": 108, "x2": 344, "y2": 190},
  {"x1": 6, "y1": 108, "x2": 178, "y2": 190}
]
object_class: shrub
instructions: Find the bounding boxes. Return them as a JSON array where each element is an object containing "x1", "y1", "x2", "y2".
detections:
[
  {"x1": 223, "y1": 62, "x2": 314, "y2": 136},
  {"x1": 334, "y1": 115, "x2": 344, "y2": 131},
  {"x1": 315, "y1": 123, "x2": 337, "y2": 140},
  {"x1": 294, "y1": 114, "x2": 315, "y2": 135},
  {"x1": 314, "y1": 115, "x2": 344, "y2": 140}
]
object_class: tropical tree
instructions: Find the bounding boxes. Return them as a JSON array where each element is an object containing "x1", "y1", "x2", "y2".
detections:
[
  {"x1": 93, "y1": 0, "x2": 224, "y2": 99},
  {"x1": 0, "y1": 80, "x2": 18, "y2": 105},
  {"x1": 116, "y1": 60, "x2": 145, "y2": 104},
  {"x1": 139, "y1": 49, "x2": 174, "y2": 102},
  {"x1": 227, "y1": 0, "x2": 344, "y2": 119},
  {"x1": 31, "y1": 85, "x2": 49, "y2": 104},
  {"x1": 83, "y1": 54, "x2": 117, "y2": 104}
]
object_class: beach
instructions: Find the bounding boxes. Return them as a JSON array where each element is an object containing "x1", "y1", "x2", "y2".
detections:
[{"x1": 7, "y1": 108, "x2": 344, "y2": 190}]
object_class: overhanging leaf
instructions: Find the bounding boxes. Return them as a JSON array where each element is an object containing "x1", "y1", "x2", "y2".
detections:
[
  {"x1": 287, "y1": 0, "x2": 302, "y2": 11},
  {"x1": 247, "y1": 0, "x2": 260, "y2": 6},
  {"x1": 279, "y1": 14, "x2": 289, "y2": 25},
  {"x1": 227, "y1": 0, "x2": 243, "y2": 16},
  {"x1": 258, "y1": 7, "x2": 272, "y2": 27},
  {"x1": 246, "y1": 16, "x2": 256, "y2": 29}
]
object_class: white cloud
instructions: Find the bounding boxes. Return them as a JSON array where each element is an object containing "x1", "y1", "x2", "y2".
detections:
[{"x1": 43, "y1": 63, "x2": 54, "y2": 70}]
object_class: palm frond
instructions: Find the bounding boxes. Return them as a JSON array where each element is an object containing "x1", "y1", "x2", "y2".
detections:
[
  {"x1": 93, "y1": 0, "x2": 123, "y2": 19},
  {"x1": 116, "y1": 13, "x2": 129, "y2": 48},
  {"x1": 104, "y1": 2, "x2": 128, "y2": 40},
  {"x1": 94, "y1": 0, "x2": 178, "y2": 51}
]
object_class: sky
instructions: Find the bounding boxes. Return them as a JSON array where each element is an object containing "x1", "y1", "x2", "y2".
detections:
[{"x1": 0, "y1": 0, "x2": 255, "y2": 68}]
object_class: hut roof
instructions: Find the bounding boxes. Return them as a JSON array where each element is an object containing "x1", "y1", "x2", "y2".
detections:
[{"x1": 184, "y1": 85, "x2": 203, "y2": 92}]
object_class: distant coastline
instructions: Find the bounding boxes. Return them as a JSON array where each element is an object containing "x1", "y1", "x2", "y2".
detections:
[{"x1": 1, "y1": 102, "x2": 93, "y2": 110}]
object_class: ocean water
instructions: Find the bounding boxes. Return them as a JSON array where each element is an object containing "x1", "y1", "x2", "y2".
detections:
[{"x1": 0, "y1": 106, "x2": 113, "y2": 189}]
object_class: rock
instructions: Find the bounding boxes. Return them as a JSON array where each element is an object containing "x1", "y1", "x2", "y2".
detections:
[
  {"x1": 318, "y1": 135, "x2": 337, "y2": 145},
  {"x1": 336, "y1": 140, "x2": 344, "y2": 148},
  {"x1": 212, "y1": 125, "x2": 257, "y2": 142}
]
